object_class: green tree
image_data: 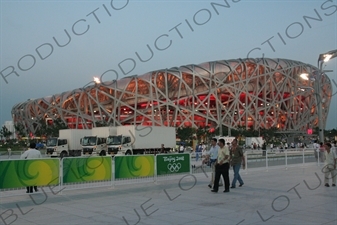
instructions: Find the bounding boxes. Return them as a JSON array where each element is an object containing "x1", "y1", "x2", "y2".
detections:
[
  {"x1": 49, "y1": 118, "x2": 68, "y2": 137},
  {"x1": 34, "y1": 118, "x2": 68, "y2": 137},
  {"x1": 0, "y1": 126, "x2": 13, "y2": 140},
  {"x1": 214, "y1": 125, "x2": 231, "y2": 136},
  {"x1": 176, "y1": 127, "x2": 196, "y2": 143},
  {"x1": 14, "y1": 123, "x2": 27, "y2": 139},
  {"x1": 244, "y1": 128, "x2": 259, "y2": 137},
  {"x1": 34, "y1": 119, "x2": 49, "y2": 137},
  {"x1": 260, "y1": 127, "x2": 280, "y2": 144},
  {"x1": 95, "y1": 120, "x2": 108, "y2": 127},
  {"x1": 325, "y1": 128, "x2": 337, "y2": 140},
  {"x1": 195, "y1": 126, "x2": 211, "y2": 142}
]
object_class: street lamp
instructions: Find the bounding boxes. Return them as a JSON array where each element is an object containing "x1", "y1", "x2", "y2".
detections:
[{"x1": 300, "y1": 49, "x2": 337, "y2": 142}]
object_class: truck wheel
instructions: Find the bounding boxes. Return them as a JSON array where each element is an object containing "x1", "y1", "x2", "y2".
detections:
[
  {"x1": 99, "y1": 151, "x2": 106, "y2": 156},
  {"x1": 60, "y1": 151, "x2": 68, "y2": 158},
  {"x1": 125, "y1": 150, "x2": 132, "y2": 155}
]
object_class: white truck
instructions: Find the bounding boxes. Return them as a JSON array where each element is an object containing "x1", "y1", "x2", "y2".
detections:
[
  {"x1": 81, "y1": 127, "x2": 117, "y2": 156},
  {"x1": 46, "y1": 129, "x2": 91, "y2": 158},
  {"x1": 107, "y1": 125, "x2": 176, "y2": 155}
]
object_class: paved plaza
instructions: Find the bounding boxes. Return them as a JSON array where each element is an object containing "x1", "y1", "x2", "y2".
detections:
[{"x1": 1, "y1": 162, "x2": 336, "y2": 225}]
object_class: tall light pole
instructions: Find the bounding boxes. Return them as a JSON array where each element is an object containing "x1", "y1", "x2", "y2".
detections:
[
  {"x1": 217, "y1": 103, "x2": 223, "y2": 136},
  {"x1": 300, "y1": 49, "x2": 337, "y2": 142},
  {"x1": 225, "y1": 117, "x2": 231, "y2": 136}
]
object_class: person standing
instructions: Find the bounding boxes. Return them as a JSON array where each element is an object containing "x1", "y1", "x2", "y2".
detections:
[
  {"x1": 207, "y1": 138, "x2": 222, "y2": 188},
  {"x1": 211, "y1": 138, "x2": 230, "y2": 193},
  {"x1": 160, "y1": 144, "x2": 166, "y2": 153},
  {"x1": 230, "y1": 139, "x2": 245, "y2": 188},
  {"x1": 179, "y1": 144, "x2": 184, "y2": 153},
  {"x1": 313, "y1": 140, "x2": 319, "y2": 161},
  {"x1": 323, "y1": 143, "x2": 337, "y2": 187},
  {"x1": 20, "y1": 143, "x2": 42, "y2": 193},
  {"x1": 319, "y1": 142, "x2": 325, "y2": 163},
  {"x1": 332, "y1": 141, "x2": 337, "y2": 155},
  {"x1": 201, "y1": 142, "x2": 206, "y2": 152},
  {"x1": 7, "y1": 147, "x2": 11, "y2": 159},
  {"x1": 195, "y1": 143, "x2": 202, "y2": 161}
]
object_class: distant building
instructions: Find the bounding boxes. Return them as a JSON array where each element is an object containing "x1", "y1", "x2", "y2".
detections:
[{"x1": 11, "y1": 58, "x2": 332, "y2": 135}]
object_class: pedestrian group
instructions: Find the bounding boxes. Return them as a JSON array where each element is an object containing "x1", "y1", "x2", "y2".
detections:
[{"x1": 203, "y1": 138, "x2": 245, "y2": 193}]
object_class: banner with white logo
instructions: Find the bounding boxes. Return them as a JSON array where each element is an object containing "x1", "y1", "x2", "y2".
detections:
[{"x1": 156, "y1": 153, "x2": 190, "y2": 175}]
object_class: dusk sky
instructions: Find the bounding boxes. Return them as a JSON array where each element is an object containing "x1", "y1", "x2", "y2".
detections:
[{"x1": 1, "y1": 0, "x2": 337, "y2": 129}]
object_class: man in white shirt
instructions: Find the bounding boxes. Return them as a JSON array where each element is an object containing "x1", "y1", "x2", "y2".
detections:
[
  {"x1": 211, "y1": 138, "x2": 230, "y2": 193},
  {"x1": 313, "y1": 140, "x2": 319, "y2": 161},
  {"x1": 332, "y1": 141, "x2": 337, "y2": 155},
  {"x1": 206, "y1": 138, "x2": 222, "y2": 188},
  {"x1": 21, "y1": 143, "x2": 42, "y2": 193},
  {"x1": 201, "y1": 142, "x2": 206, "y2": 152},
  {"x1": 7, "y1": 147, "x2": 11, "y2": 159},
  {"x1": 179, "y1": 144, "x2": 184, "y2": 153},
  {"x1": 323, "y1": 143, "x2": 337, "y2": 187}
]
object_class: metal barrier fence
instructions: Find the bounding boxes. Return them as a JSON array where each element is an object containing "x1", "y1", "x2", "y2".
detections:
[
  {"x1": 190, "y1": 148, "x2": 320, "y2": 175},
  {"x1": 0, "y1": 149, "x2": 322, "y2": 197},
  {"x1": 0, "y1": 153, "x2": 192, "y2": 197}
]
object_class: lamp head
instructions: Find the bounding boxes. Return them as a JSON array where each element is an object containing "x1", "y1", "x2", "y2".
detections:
[
  {"x1": 318, "y1": 49, "x2": 337, "y2": 62},
  {"x1": 323, "y1": 54, "x2": 332, "y2": 62}
]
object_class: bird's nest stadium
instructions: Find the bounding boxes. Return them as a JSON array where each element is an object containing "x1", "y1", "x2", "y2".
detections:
[{"x1": 12, "y1": 58, "x2": 332, "y2": 135}]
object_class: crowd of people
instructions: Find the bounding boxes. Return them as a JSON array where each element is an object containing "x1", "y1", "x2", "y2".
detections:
[
  {"x1": 195, "y1": 138, "x2": 245, "y2": 193},
  {"x1": 196, "y1": 139, "x2": 337, "y2": 192}
]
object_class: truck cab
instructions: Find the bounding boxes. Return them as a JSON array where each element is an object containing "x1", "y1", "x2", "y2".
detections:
[
  {"x1": 46, "y1": 137, "x2": 68, "y2": 158},
  {"x1": 82, "y1": 135, "x2": 107, "y2": 156},
  {"x1": 106, "y1": 135, "x2": 132, "y2": 155}
]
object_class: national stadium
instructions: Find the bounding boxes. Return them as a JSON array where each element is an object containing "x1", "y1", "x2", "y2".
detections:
[{"x1": 11, "y1": 58, "x2": 332, "y2": 135}]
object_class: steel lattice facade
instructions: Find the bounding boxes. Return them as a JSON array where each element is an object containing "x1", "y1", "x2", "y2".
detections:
[{"x1": 12, "y1": 58, "x2": 332, "y2": 135}]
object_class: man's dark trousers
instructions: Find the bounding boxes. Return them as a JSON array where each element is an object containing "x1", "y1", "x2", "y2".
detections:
[{"x1": 213, "y1": 163, "x2": 230, "y2": 191}]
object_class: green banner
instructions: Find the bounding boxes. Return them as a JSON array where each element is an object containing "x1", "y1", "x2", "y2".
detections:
[
  {"x1": 0, "y1": 159, "x2": 59, "y2": 189},
  {"x1": 114, "y1": 155, "x2": 155, "y2": 179},
  {"x1": 62, "y1": 156, "x2": 112, "y2": 184},
  {"x1": 156, "y1": 154, "x2": 190, "y2": 175}
]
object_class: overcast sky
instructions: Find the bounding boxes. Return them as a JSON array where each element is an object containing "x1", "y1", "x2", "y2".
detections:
[{"x1": 1, "y1": 0, "x2": 336, "y2": 129}]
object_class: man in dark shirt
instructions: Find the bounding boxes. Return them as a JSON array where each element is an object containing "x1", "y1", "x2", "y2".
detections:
[{"x1": 230, "y1": 139, "x2": 245, "y2": 188}]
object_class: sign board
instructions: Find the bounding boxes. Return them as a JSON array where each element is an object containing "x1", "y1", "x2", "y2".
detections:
[{"x1": 156, "y1": 153, "x2": 190, "y2": 175}]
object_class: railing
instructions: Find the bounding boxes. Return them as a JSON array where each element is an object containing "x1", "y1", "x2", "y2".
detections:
[
  {"x1": 0, "y1": 153, "x2": 191, "y2": 197},
  {"x1": 0, "y1": 149, "x2": 321, "y2": 197},
  {"x1": 243, "y1": 148, "x2": 317, "y2": 171},
  {"x1": 190, "y1": 148, "x2": 319, "y2": 174}
]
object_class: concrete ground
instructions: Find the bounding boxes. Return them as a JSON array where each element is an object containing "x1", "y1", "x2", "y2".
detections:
[{"x1": 1, "y1": 161, "x2": 336, "y2": 225}]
